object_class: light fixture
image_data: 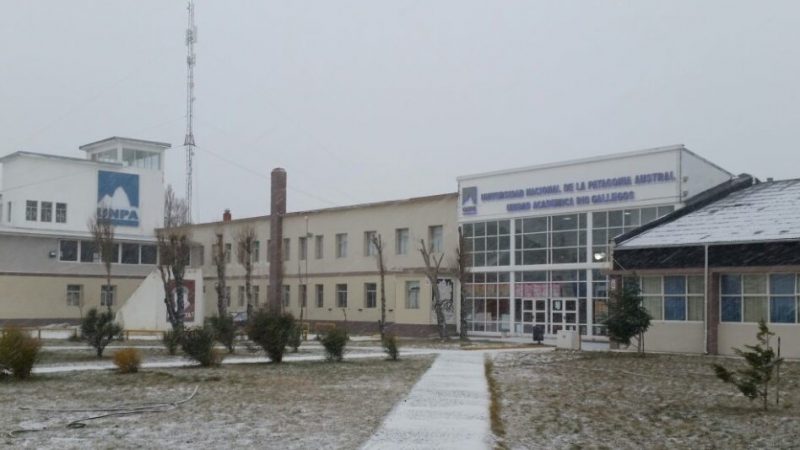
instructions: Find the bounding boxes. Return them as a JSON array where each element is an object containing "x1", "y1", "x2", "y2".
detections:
[{"x1": 593, "y1": 251, "x2": 606, "y2": 261}]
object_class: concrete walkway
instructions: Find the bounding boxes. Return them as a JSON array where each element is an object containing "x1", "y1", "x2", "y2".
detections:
[{"x1": 362, "y1": 350, "x2": 492, "y2": 450}]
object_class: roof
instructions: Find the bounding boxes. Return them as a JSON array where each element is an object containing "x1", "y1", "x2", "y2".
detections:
[
  {"x1": 457, "y1": 144, "x2": 731, "y2": 181},
  {"x1": 79, "y1": 136, "x2": 172, "y2": 150},
  {"x1": 189, "y1": 192, "x2": 458, "y2": 228},
  {"x1": 617, "y1": 178, "x2": 800, "y2": 248},
  {"x1": 0, "y1": 151, "x2": 122, "y2": 166}
]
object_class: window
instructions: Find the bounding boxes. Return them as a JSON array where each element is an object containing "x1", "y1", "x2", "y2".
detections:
[
  {"x1": 224, "y1": 243, "x2": 232, "y2": 264},
  {"x1": 336, "y1": 284, "x2": 348, "y2": 308},
  {"x1": 100, "y1": 285, "x2": 116, "y2": 307},
  {"x1": 428, "y1": 226, "x2": 443, "y2": 253},
  {"x1": 299, "y1": 237, "x2": 307, "y2": 260},
  {"x1": 66, "y1": 285, "x2": 83, "y2": 307},
  {"x1": 238, "y1": 286, "x2": 246, "y2": 307},
  {"x1": 253, "y1": 240, "x2": 260, "y2": 262},
  {"x1": 141, "y1": 245, "x2": 158, "y2": 265},
  {"x1": 121, "y1": 243, "x2": 140, "y2": 264},
  {"x1": 591, "y1": 206, "x2": 674, "y2": 263},
  {"x1": 225, "y1": 286, "x2": 232, "y2": 308},
  {"x1": 282, "y1": 285, "x2": 291, "y2": 307},
  {"x1": 315, "y1": 284, "x2": 324, "y2": 307},
  {"x1": 466, "y1": 220, "x2": 512, "y2": 267},
  {"x1": 252, "y1": 285, "x2": 260, "y2": 305},
  {"x1": 55, "y1": 203, "x2": 67, "y2": 223},
  {"x1": 40, "y1": 202, "x2": 52, "y2": 222},
  {"x1": 336, "y1": 233, "x2": 348, "y2": 258},
  {"x1": 365, "y1": 283, "x2": 377, "y2": 308},
  {"x1": 396, "y1": 228, "x2": 409, "y2": 255},
  {"x1": 365, "y1": 231, "x2": 378, "y2": 256},
  {"x1": 405, "y1": 281, "x2": 420, "y2": 309},
  {"x1": 80, "y1": 240, "x2": 96, "y2": 263},
  {"x1": 640, "y1": 275, "x2": 704, "y2": 321},
  {"x1": 299, "y1": 284, "x2": 307, "y2": 308},
  {"x1": 721, "y1": 273, "x2": 797, "y2": 324},
  {"x1": 122, "y1": 148, "x2": 160, "y2": 169},
  {"x1": 283, "y1": 238, "x2": 291, "y2": 261},
  {"x1": 315, "y1": 235, "x2": 324, "y2": 259},
  {"x1": 25, "y1": 200, "x2": 37, "y2": 221},
  {"x1": 59, "y1": 240, "x2": 78, "y2": 262},
  {"x1": 469, "y1": 272, "x2": 512, "y2": 333}
]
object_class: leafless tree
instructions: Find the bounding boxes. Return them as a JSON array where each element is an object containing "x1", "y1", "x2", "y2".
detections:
[
  {"x1": 213, "y1": 232, "x2": 228, "y2": 317},
  {"x1": 236, "y1": 225, "x2": 257, "y2": 315},
  {"x1": 370, "y1": 233, "x2": 388, "y2": 339},
  {"x1": 88, "y1": 213, "x2": 115, "y2": 313},
  {"x1": 454, "y1": 227, "x2": 472, "y2": 341},
  {"x1": 157, "y1": 186, "x2": 191, "y2": 331},
  {"x1": 419, "y1": 238, "x2": 448, "y2": 340}
]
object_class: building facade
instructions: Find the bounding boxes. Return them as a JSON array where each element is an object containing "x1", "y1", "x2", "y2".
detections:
[
  {"x1": 0, "y1": 137, "x2": 169, "y2": 325},
  {"x1": 456, "y1": 145, "x2": 733, "y2": 341},
  {"x1": 186, "y1": 193, "x2": 458, "y2": 335}
]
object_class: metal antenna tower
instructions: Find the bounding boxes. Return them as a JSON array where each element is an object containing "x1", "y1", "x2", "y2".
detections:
[{"x1": 184, "y1": 0, "x2": 197, "y2": 220}]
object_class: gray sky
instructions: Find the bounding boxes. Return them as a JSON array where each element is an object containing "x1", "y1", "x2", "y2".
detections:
[{"x1": 1, "y1": 1, "x2": 798, "y2": 223}]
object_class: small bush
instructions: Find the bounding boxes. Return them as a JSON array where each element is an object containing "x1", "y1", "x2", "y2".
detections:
[
  {"x1": 0, "y1": 328, "x2": 41, "y2": 380},
  {"x1": 181, "y1": 326, "x2": 221, "y2": 367},
  {"x1": 80, "y1": 308, "x2": 122, "y2": 358},
  {"x1": 112, "y1": 348, "x2": 141, "y2": 374},
  {"x1": 382, "y1": 334, "x2": 399, "y2": 361},
  {"x1": 246, "y1": 310, "x2": 295, "y2": 363},
  {"x1": 162, "y1": 328, "x2": 182, "y2": 355},
  {"x1": 288, "y1": 323, "x2": 303, "y2": 353},
  {"x1": 208, "y1": 315, "x2": 236, "y2": 354},
  {"x1": 322, "y1": 328, "x2": 348, "y2": 362}
]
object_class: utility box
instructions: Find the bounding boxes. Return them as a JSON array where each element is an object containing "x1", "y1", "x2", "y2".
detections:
[
  {"x1": 556, "y1": 330, "x2": 580, "y2": 350},
  {"x1": 532, "y1": 325, "x2": 545, "y2": 344}
]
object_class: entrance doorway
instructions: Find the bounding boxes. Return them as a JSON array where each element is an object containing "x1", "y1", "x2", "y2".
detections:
[{"x1": 515, "y1": 298, "x2": 578, "y2": 336}]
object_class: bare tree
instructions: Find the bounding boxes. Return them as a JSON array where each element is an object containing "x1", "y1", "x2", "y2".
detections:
[
  {"x1": 88, "y1": 213, "x2": 115, "y2": 313},
  {"x1": 454, "y1": 227, "x2": 472, "y2": 341},
  {"x1": 370, "y1": 233, "x2": 388, "y2": 339},
  {"x1": 236, "y1": 225, "x2": 257, "y2": 315},
  {"x1": 213, "y1": 232, "x2": 228, "y2": 317},
  {"x1": 157, "y1": 186, "x2": 191, "y2": 331},
  {"x1": 419, "y1": 239, "x2": 448, "y2": 340}
]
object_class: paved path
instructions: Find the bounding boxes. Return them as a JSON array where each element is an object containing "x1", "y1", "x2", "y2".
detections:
[{"x1": 362, "y1": 350, "x2": 492, "y2": 450}]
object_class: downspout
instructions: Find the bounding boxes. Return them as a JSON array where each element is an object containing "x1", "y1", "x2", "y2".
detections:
[{"x1": 703, "y1": 243, "x2": 709, "y2": 354}]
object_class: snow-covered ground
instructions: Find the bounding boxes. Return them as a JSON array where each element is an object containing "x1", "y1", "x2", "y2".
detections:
[{"x1": 491, "y1": 350, "x2": 800, "y2": 449}]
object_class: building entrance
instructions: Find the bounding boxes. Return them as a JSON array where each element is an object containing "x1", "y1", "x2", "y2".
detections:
[{"x1": 516, "y1": 297, "x2": 579, "y2": 336}]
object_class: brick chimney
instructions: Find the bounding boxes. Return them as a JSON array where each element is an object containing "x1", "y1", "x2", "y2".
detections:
[
  {"x1": 223, "y1": 209, "x2": 232, "y2": 223},
  {"x1": 268, "y1": 168, "x2": 287, "y2": 313}
]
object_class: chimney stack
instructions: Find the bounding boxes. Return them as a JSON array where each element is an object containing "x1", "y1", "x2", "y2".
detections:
[
  {"x1": 223, "y1": 209, "x2": 232, "y2": 222},
  {"x1": 268, "y1": 168, "x2": 287, "y2": 313}
]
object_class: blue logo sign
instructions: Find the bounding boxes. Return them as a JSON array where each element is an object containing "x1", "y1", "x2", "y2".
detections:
[
  {"x1": 97, "y1": 171, "x2": 140, "y2": 227},
  {"x1": 462, "y1": 186, "x2": 478, "y2": 216}
]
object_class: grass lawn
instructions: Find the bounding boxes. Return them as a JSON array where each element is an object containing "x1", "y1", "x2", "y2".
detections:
[
  {"x1": 491, "y1": 350, "x2": 800, "y2": 449},
  {"x1": 2, "y1": 356, "x2": 434, "y2": 449}
]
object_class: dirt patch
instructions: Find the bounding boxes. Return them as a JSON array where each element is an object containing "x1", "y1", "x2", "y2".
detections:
[
  {"x1": 492, "y1": 351, "x2": 800, "y2": 449},
  {"x1": 1, "y1": 356, "x2": 434, "y2": 449}
]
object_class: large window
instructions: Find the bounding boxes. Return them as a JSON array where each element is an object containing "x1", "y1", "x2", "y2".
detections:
[
  {"x1": 465, "y1": 272, "x2": 511, "y2": 332},
  {"x1": 299, "y1": 237, "x2": 307, "y2": 260},
  {"x1": 396, "y1": 228, "x2": 409, "y2": 255},
  {"x1": 56, "y1": 203, "x2": 67, "y2": 223},
  {"x1": 25, "y1": 200, "x2": 37, "y2": 221},
  {"x1": 40, "y1": 201, "x2": 52, "y2": 222},
  {"x1": 336, "y1": 234, "x2": 348, "y2": 258},
  {"x1": 141, "y1": 245, "x2": 158, "y2": 265},
  {"x1": 640, "y1": 275, "x2": 704, "y2": 321},
  {"x1": 100, "y1": 285, "x2": 116, "y2": 307},
  {"x1": 315, "y1": 284, "x2": 324, "y2": 308},
  {"x1": 122, "y1": 148, "x2": 160, "y2": 169},
  {"x1": 721, "y1": 274, "x2": 798, "y2": 324},
  {"x1": 365, "y1": 283, "x2": 377, "y2": 308},
  {"x1": 66, "y1": 285, "x2": 83, "y2": 307},
  {"x1": 591, "y1": 206, "x2": 674, "y2": 262},
  {"x1": 364, "y1": 231, "x2": 377, "y2": 256},
  {"x1": 59, "y1": 240, "x2": 78, "y2": 262},
  {"x1": 282, "y1": 285, "x2": 291, "y2": 307},
  {"x1": 405, "y1": 281, "x2": 420, "y2": 309},
  {"x1": 336, "y1": 284, "x2": 348, "y2": 308},
  {"x1": 315, "y1": 235, "x2": 324, "y2": 259},
  {"x1": 121, "y1": 243, "x2": 140, "y2": 264},
  {"x1": 428, "y1": 225, "x2": 444, "y2": 253},
  {"x1": 463, "y1": 220, "x2": 511, "y2": 267},
  {"x1": 513, "y1": 214, "x2": 586, "y2": 265},
  {"x1": 59, "y1": 240, "x2": 157, "y2": 265}
]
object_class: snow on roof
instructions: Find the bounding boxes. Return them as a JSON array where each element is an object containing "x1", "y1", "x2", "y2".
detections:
[{"x1": 618, "y1": 178, "x2": 800, "y2": 248}]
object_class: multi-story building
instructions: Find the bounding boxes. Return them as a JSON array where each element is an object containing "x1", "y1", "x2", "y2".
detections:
[
  {"x1": 0, "y1": 137, "x2": 170, "y2": 325},
  {"x1": 456, "y1": 145, "x2": 733, "y2": 341},
  {"x1": 187, "y1": 193, "x2": 458, "y2": 335}
]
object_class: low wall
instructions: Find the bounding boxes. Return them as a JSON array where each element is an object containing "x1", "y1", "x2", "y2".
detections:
[
  {"x1": 642, "y1": 321, "x2": 705, "y2": 354},
  {"x1": 718, "y1": 323, "x2": 800, "y2": 359}
]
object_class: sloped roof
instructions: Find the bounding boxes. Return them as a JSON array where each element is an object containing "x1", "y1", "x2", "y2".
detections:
[{"x1": 618, "y1": 178, "x2": 800, "y2": 248}]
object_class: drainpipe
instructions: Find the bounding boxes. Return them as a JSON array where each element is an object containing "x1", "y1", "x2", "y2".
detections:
[{"x1": 704, "y1": 244, "x2": 709, "y2": 354}]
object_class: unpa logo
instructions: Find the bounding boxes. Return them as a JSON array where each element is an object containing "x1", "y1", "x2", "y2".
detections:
[
  {"x1": 461, "y1": 186, "x2": 478, "y2": 216},
  {"x1": 97, "y1": 171, "x2": 140, "y2": 227}
]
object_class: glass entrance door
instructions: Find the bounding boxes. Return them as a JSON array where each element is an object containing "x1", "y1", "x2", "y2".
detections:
[{"x1": 549, "y1": 298, "x2": 578, "y2": 334}]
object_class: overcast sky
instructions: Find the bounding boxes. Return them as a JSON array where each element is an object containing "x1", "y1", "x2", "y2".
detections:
[{"x1": 1, "y1": 1, "x2": 798, "y2": 223}]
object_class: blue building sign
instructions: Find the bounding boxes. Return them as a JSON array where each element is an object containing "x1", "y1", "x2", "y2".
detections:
[{"x1": 97, "y1": 170, "x2": 140, "y2": 227}]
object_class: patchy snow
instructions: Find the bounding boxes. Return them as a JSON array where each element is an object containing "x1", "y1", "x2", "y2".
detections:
[
  {"x1": 362, "y1": 351, "x2": 493, "y2": 450},
  {"x1": 620, "y1": 178, "x2": 800, "y2": 247}
]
